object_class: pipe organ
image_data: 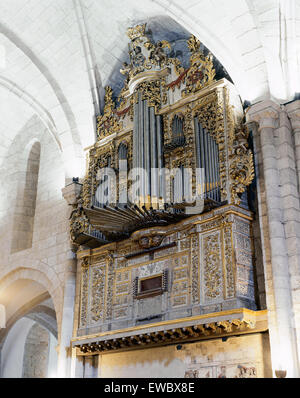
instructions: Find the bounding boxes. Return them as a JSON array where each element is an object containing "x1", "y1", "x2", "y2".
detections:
[{"x1": 70, "y1": 24, "x2": 258, "y2": 356}]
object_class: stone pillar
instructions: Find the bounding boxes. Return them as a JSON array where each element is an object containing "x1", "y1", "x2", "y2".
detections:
[
  {"x1": 70, "y1": 347, "x2": 84, "y2": 378},
  {"x1": 56, "y1": 251, "x2": 76, "y2": 378},
  {"x1": 285, "y1": 99, "x2": 300, "y2": 358},
  {"x1": 57, "y1": 181, "x2": 82, "y2": 378},
  {"x1": 247, "y1": 100, "x2": 299, "y2": 377},
  {"x1": 247, "y1": 121, "x2": 267, "y2": 310},
  {"x1": 286, "y1": 100, "x2": 300, "y2": 192}
]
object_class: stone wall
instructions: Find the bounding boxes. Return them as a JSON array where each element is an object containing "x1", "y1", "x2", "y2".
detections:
[
  {"x1": 0, "y1": 116, "x2": 76, "y2": 377},
  {"x1": 96, "y1": 332, "x2": 271, "y2": 378}
]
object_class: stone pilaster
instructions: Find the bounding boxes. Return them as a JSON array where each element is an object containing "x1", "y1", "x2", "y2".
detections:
[
  {"x1": 286, "y1": 100, "x2": 300, "y2": 193},
  {"x1": 57, "y1": 182, "x2": 81, "y2": 377},
  {"x1": 284, "y1": 100, "x2": 300, "y2": 363},
  {"x1": 247, "y1": 100, "x2": 299, "y2": 377}
]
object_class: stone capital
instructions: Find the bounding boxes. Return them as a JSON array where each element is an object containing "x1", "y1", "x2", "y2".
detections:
[
  {"x1": 246, "y1": 100, "x2": 280, "y2": 130},
  {"x1": 285, "y1": 100, "x2": 300, "y2": 130}
]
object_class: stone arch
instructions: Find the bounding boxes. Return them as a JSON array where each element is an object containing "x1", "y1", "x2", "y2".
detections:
[
  {"x1": 0, "y1": 268, "x2": 61, "y2": 378},
  {"x1": 0, "y1": 267, "x2": 62, "y2": 329},
  {"x1": 11, "y1": 140, "x2": 41, "y2": 253},
  {"x1": 0, "y1": 76, "x2": 62, "y2": 152}
]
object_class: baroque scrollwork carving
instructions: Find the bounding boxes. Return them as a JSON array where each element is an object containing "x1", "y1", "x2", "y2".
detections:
[
  {"x1": 191, "y1": 233, "x2": 200, "y2": 304},
  {"x1": 183, "y1": 35, "x2": 216, "y2": 96},
  {"x1": 225, "y1": 89, "x2": 254, "y2": 204},
  {"x1": 90, "y1": 265, "x2": 106, "y2": 323},
  {"x1": 82, "y1": 144, "x2": 115, "y2": 207},
  {"x1": 70, "y1": 208, "x2": 89, "y2": 242},
  {"x1": 203, "y1": 232, "x2": 222, "y2": 299},
  {"x1": 105, "y1": 252, "x2": 114, "y2": 320},
  {"x1": 223, "y1": 222, "x2": 235, "y2": 298},
  {"x1": 97, "y1": 86, "x2": 123, "y2": 139},
  {"x1": 80, "y1": 265, "x2": 89, "y2": 327},
  {"x1": 144, "y1": 40, "x2": 171, "y2": 67},
  {"x1": 137, "y1": 79, "x2": 162, "y2": 113}
]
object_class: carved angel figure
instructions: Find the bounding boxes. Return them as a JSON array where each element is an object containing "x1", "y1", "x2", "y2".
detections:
[{"x1": 145, "y1": 40, "x2": 171, "y2": 66}]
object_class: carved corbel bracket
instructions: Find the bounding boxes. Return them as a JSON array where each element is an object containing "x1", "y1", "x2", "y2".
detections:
[{"x1": 62, "y1": 180, "x2": 83, "y2": 207}]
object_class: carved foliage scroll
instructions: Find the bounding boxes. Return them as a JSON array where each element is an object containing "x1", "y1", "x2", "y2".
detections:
[
  {"x1": 97, "y1": 86, "x2": 123, "y2": 139},
  {"x1": 223, "y1": 222, "x2": 235, "y2": 298},
  {"x1": 90, "y1": 264, "x2": 106, "y2": 324},
  {"x1": 184, "y1": 35, "x2": 216, "y2": 96},
  {"x1": 80, "y1": 258, "x2": 90, "y2": 327},
  {"x1": 202, "y1": 231, "x2": 222, "y2": 300},
  {"x1": 225, "y1": 88, "x2": 254, "y2": 204},
  {"x1": 191, "y1": 233, "x2": 200, "y2": 304}
]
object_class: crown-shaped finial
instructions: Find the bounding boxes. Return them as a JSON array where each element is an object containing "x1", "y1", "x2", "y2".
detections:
[{"x1": 127, "y1": 23, "x2": 147, "y2": 41}]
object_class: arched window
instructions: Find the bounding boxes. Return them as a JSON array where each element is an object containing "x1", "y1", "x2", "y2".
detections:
[{"x1": 11, "y1": 141, "x2": 41, "y2": 253}]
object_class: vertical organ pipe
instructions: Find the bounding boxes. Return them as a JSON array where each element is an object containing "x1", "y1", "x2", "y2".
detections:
[
  {"x1": 131, "y1": 90, "x2": 164, "y2": 208},
  {"x1": 133, "y1": 99, "x2": 139, "y2": 171},
  {"x1": 213, "y1": 139, "x2": 218, "y2": 201},
  {"x1": 211, "y1": 138, "x2": 216, "y2": 200},
  {"x1": 208, "y1": 132, "x2": 213, "y2": 199},
  {"x1": 144, "y1": 100, "x2": 150, "y2": 200},
  {"x1": 150, "y1": 106, "x2": 157, "y2": 202},
  {"x1": 138, "y1": 93, "x2": 144, "y2": 202},
  {"x1": 199, "y1": 123, "x2": 205, "y2": 196},
  {"x1": 204, "y1": 127, "x2": 209, "y2": 195},
  {"x1": 195, "y1": 119, "x2": 220, "y2": 201},
  {"x1": 156, "y1": 115, "x2": 164, "y2": 203}
]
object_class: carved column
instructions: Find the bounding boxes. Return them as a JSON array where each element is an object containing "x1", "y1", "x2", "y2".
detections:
[{"x1": 247, "y1": 101, "x2": 299, "y2": 377}]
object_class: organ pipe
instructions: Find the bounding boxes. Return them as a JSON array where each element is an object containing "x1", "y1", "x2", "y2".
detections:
[{"x1": 195, "y1": 119, "x2": 220, "y2": 202}]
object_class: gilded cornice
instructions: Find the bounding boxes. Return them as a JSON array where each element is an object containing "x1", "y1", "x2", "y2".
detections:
[{"x1": 72, "y1": 308, "x2": 268, "y2": 355}]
